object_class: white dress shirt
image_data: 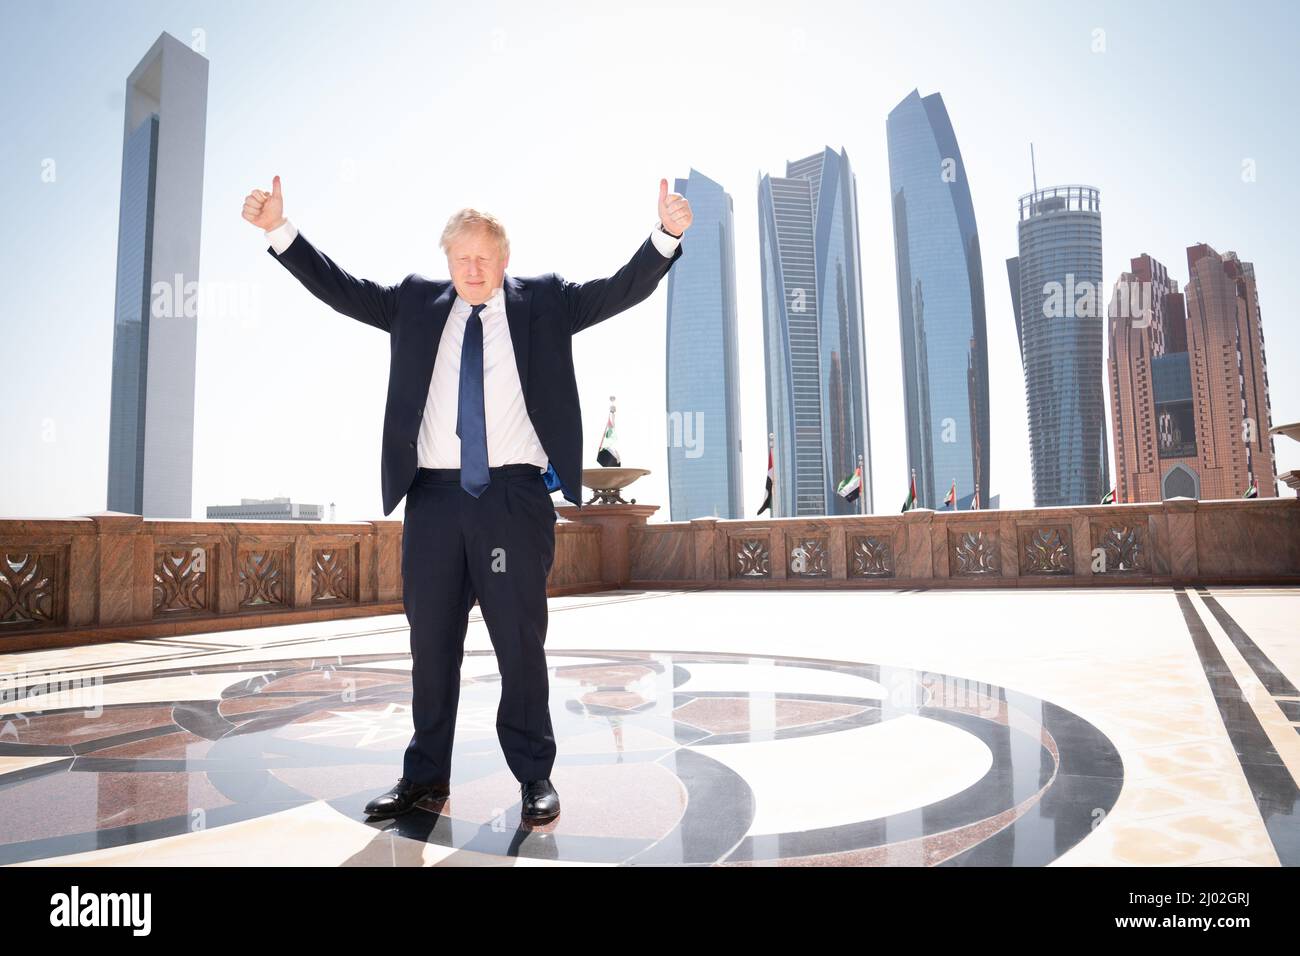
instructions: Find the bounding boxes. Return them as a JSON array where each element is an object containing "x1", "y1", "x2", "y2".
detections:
[{"x1": 264, "y1": 218, "x2": 681, "y2": 475}]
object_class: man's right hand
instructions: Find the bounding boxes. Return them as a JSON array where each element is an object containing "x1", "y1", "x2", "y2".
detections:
[{"x1": 242, "y1": 175, "x2": 286, "y2": 231}]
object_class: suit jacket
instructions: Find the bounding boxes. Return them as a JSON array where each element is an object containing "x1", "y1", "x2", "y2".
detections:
[{"x1": 266, "y1": 229, "x2": 683, "y2": 516}]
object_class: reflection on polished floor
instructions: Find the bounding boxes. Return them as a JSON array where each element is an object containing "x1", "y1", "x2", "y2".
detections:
[{"x1": 1, "y1": 586, "x2": 1297, "y2": 866}]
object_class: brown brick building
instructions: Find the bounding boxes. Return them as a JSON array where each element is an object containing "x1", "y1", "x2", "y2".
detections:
[{"x1": 1108, "y1": 246, "x2": 1277, "y2": 502}]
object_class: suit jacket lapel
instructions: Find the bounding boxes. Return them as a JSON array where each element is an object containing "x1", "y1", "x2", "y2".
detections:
[
  {"x1": 417, "y1": 281, "x2": 459, "y2": 406},
  {"x1": 504, "y1": 273, "x2": 533, "y2": 395},
  {"x1": 428, "y1": 281, "x2": 457, "y2": 338}
]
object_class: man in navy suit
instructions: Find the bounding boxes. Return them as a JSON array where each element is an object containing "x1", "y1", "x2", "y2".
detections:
[{"x1": 242, "y1": 176, "x2": 690, "y2": 824}]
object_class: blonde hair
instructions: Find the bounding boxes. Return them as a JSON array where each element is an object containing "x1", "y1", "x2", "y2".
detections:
[{"x1": 440, "y1": 208, "x2": 510, "y2": 258}]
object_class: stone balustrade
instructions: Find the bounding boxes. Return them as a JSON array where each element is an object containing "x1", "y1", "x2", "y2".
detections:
[
  {"x1": 624, "y1": 497, "x2": 1300, "y2": 589},
  {"x1": 0, "y1": 512, "x2": 606, "y2": 651},
  {"x1": 2, "y1": 496, "x2": 1297, "y2": 650}
]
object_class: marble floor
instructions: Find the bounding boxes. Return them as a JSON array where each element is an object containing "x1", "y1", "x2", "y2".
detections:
[{"x1": 1, "y1": 585, "x2": 1297, "y2": 866}]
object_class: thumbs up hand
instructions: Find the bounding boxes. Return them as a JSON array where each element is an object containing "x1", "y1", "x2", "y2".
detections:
[
  {"x1": 657, "y1": 178, "x2": 692, "y2": 237},
  {"x1": 242, "y1": 175, "x2": 286, "y2": 231}
]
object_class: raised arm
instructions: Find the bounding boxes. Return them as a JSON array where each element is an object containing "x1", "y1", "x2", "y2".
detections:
[
  {"x1": 558, "y1": 178, "x2": 692, "y2": 335},
  {"x1": 242, "y1": 175, "x2": 402, "y2": 334}
]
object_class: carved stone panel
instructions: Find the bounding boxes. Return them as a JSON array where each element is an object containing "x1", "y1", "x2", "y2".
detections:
[
  {"x1": 950, "y1": 529, "x2": 1000, "y2": 576},
  {"x1": 1090, "y1": 523, "x2": 1148, "y2": 574},
  {"x1": 154, "y1": 546, "x2": 211, "y2": 616},
  {"x1": 1020, "y1": 527, "x2": 1073, "y2": 575},
  {"x1": 1, "y1": 550, "x2": 62, "y2": 630},
  {"x1": 847, "y1": 534, "x2": 894, "y2": 578},
  {"x1": 312, "y1": 547, "x2": 356, "y2": 603},
  {"x1": 787, "y1": 535, "x2": 829, "y2": 577},
  {"x1": 732, "y1": 537, "x2": 770, "y2": 578},
  {"x1": 240, "y1": 548, "x2": 289, "y2": 608}
]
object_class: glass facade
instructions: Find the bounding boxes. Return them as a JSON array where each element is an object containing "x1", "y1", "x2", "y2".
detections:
[
  {"x1": 887, "y1": 90, "x2": 989, "y2": 510},
  {"x1": 1152, "y1": 352, "x2": 1196, "y2": 460},
  {"x1": 665, "y1": 170, "x2": 743, "y2": 520},
  {"x1": 106, "y1": 114, "x2": 159, "y2": 515},
  {"x1": 1006, "y1": 185, "x2": 1110, "y2": 506},
  {"x1": 759, "y1": 147, "x2": 872, "y2": 517}
]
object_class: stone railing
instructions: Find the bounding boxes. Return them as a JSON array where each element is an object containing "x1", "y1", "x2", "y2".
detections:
[
  {"x1": 0, "y1": 512, "x2": 607, "y2": 652},
  {"x1": 3, "y1": 497, "x2": 1297, "y2": 650},
  {"x1": 623, "y1": 497, "x2": 1300, "y2": 589}
]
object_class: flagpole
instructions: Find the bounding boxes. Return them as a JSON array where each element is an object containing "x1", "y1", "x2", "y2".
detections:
[
  {"x1": 769, "y1": 431, "x2": 777, "y2": 519},
  {"x1": 596, "y1": 394, "x2": 620, "y2": 468},
  {"x1": 857, "y1": 453, "x2": 865, "y2": 515}
]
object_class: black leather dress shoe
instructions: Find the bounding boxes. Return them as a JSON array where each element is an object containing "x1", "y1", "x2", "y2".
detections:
[
  {"x1": 520, "y1": 778, "x2": 560, "y2": 823},
  {"x1": 364, "y1": 777, "x2": 449, "y2": 819}
]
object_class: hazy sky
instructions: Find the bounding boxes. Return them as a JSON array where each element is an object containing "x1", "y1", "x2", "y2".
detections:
[{"x1": 3, "y1": 0, "x2": 1298, "y2": 521}]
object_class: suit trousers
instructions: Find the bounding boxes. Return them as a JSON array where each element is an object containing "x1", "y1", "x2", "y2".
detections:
[{"x1": 400, "y1": 462, "x2": 558, "y2": 785}]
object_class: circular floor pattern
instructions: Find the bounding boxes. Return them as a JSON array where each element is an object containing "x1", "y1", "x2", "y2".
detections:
[{"x1": 0, "y1": 649, "x2": 1123, "y2": 865}]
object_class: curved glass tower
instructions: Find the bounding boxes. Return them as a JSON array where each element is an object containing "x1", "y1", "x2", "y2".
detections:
[
  {"x1": 665, "y1": 169, "x2": 743, "y2": 520},
  {"x1": 1006, "y1": 185, "x2": 1109, "y2": 506},
  {"x1": 886, "y1": 90, "x2": 989, "y2": 510},
  {"x1": 758, "y1": 146, "x2": 873, "y2": 516}
]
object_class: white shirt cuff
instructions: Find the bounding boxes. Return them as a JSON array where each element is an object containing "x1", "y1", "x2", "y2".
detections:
[
  {"x1": 650, "y1": 222, "x2": 681, "y2": 258},
  {"x1": 266, "y1": 218, "x2": 298, "y2": 255}
]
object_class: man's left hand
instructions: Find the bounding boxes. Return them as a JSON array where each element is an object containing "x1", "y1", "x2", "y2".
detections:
[{"x1": 658, "y1": 179, "x2": 693, "y2": 237}]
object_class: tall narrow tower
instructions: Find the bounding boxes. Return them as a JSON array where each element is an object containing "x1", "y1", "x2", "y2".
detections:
[
  {"x1": 107, "y1": 32, "x2": 209, "y2": 517},
  {"x1": 887, "y1": 90, "x2": 990, "y2": 510},
  {"x1": 758, "y1": 146, "x2": 873, "y2": 516},
  {"x1": 665, "y1": 169, "x2": 744, "y2": 520},
  {"x1": 1007, "y1": 182, "x2": 1109, "y2": 506}
]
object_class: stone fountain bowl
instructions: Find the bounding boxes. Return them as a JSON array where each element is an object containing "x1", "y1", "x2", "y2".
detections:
[
  {"x1": 581, "y1": 467, "x2": 649, "y2": 489},
  {"x1": 580, "y1": 467, "x2": 650, "y2": 505}
]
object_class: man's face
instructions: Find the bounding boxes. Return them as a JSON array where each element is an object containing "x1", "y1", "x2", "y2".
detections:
[{"x1": 446, "y1": 224, "x2": 509, "y2": 306}]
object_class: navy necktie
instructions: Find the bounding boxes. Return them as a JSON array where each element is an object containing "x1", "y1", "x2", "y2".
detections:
[{"x1": 455, "y1": 302, "x2": 490, "y2": 497}]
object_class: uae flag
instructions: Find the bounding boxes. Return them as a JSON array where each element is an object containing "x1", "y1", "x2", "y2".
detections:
[
  {"x1": 757, "y1": 446, "x2": 774, "y2": 515},
  {"x1": 1242, "y1": 476, "x2": 1259, "y2": 498},
  {"x1": 596, "y1": 410, "x2": 621, "y2": 467},
  {"x1": 836, "y1": 466, "x2": 862, "y2": 503},
  {"x1": 901, "y1": 473, "x2": 917, "y2": 512},
  {"x1": 1100, "y1": 486, "x2": 1116, "y2": 504},
  {"x1": 971, "y1": 487, "x2": 981, "y2": 510},
  {"x1": 943, "y1": 479, "x2": 956, "y2": 510}
]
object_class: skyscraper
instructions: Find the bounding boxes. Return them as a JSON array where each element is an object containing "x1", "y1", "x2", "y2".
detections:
[
  {"x1": 106, "y1": 32, "x2": 209, "y2": 517},
  {"x1": 758, "y1": 146, "x2": 872, "y2": 516},
  {"x1": 665, "y1": 169, "x2": 743, "y2": 520},
  {"x1": 1183, "y1": 245, "x2": 1277, "y2": 496},
  {"x1": 887, "y1": 89, "x2": 989, "y2": 510},
  {"x1": 1006, "y1": 184, "x2": 1109, "y2": 506},
  {"x1": 1108, "y1": 247, "x2": 1277, "y2": 501}
]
